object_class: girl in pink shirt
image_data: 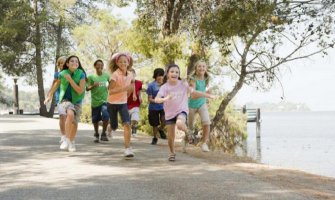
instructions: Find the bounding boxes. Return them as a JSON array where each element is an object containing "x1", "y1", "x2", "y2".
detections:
[
  {"x1": 108, "y1": 53, "x2": 135, "y2": 158},
  {"x1": 155, "y1": 64, "x2": 215, "y2": 161}
]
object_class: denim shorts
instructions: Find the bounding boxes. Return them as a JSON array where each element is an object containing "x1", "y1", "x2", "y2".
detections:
[
  {"x1": 107, "y1": 103, "x2": 130, "y2": 130},
  {"x1": 165, "y1": 111, "x2": 187, "y2": 125},
  {"x1": 91, "y1": 103, "x2": 109, "y2": 123}
]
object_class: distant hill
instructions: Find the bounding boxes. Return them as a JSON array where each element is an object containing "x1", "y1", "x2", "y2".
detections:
[{"x1": 240, "y1": 101, "x2": 311, "y2": 112}]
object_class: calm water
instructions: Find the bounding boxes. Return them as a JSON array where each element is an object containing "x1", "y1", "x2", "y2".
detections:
[{"x1": 243, "y1": 111, "x2": 335, "y2": 178}]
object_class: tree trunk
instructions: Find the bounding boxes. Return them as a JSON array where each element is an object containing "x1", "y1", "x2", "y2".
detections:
[
  {"x1": 34, "y1": 0, "x2": 47, "y2": 117},
  {"x1": 211, "y1": 66, "x2": 247, "y2": 131},
  {"x1": 48, "y1": 16, "x2": 63, "y2": 117}
]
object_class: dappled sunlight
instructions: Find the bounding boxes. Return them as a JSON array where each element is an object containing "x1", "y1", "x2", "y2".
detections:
[{"x1": 1, "y1": 115, "x2": 335, "y2": 199}]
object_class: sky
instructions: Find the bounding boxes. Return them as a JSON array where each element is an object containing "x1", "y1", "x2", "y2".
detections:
[{"x1": 4, "y1": 3, "x2": 335, "y2": 111}]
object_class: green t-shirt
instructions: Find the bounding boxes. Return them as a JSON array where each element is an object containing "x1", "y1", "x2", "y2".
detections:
[
  {"x1": 87, "y1": 72, "x2": 110, "y2": 108},
  {"x1": 188, "y1": 78, "x2": 206, "y2": 109}
]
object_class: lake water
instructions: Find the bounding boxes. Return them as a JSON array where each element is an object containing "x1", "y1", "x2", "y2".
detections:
[{"x1": 243, "y1": 111, "x2": 335, "y2": 178}]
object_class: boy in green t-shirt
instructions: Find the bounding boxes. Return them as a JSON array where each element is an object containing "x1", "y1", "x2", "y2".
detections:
[{"x1": 86, "y1": 60, "x2": 110, "y2": 143}]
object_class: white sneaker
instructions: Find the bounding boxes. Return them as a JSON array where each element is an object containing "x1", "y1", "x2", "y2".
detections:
[
  {"x1": 68, "y1": 141, "x2": 76, "y2": 152},
  {"x1": 201, "y1": 143, "x2": 209, "y2": 152},
  {"x1": 59, "y1": 135, "x2": 66, "y2": 144},
  {"x1": 124, "y1": 147, "x2": 134, "y2": 158},
  {"x1": 60, "y1": 139, "x2": 68, "y2": 150}
]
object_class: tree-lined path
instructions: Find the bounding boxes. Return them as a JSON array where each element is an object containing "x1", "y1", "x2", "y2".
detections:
[{"x1": 0, "y1": 115, "x2": 335, "y2": 200}]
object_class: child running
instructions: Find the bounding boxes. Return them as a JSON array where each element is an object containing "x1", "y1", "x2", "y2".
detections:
[
  {"x1": 155, "y1": 64, "x2": 215, "y2": 161},
  {"x1": 45, "y1": 55, "x2": 86, "y2": 152},
  {"x1": 127, "y1": 69, "x2": 142, "y2": 137},
  {"x1": 47, "y1": 56, "x2": 67, "y2": 144},
  {"x1": 108, "y1": 53, "x2": 135, "y2": 158},
  {"x1": 188, "y1": 60, "x2": 215, "y2": 152},
  {"x1": 147, "y1": 68, "x2": 166, "y2": 145},
  {"x1": 86, "y1": 59, "x2": 110, "y2": 143}
]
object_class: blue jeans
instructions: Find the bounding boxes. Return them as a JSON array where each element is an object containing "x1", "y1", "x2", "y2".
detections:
[
  {"x1": 107, "y1": 103, "x2": 130, "y2": 130},
  {"x1": 91, "y1": 103, "x2": 109, "y2": 123}
]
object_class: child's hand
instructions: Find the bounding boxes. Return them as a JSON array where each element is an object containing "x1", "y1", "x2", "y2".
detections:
[
  {"x1": 133, "y1": 95, "x2": 137, "y2": 101},
  {"x1": 44, "y1": 96, "x2": 51, "y2": 105},
  {"x1": 208, "y1": 94, "x2": 219, "y2": 100},
  {"x1": 93, "y1": 82, "x2": 99, "y2": 87},
  {"x1": 164, "y1": 94, "x2": 173, "y2": 101},
  {"x1": 64, "y1": 74, "x2": 72, "y2": 81}
]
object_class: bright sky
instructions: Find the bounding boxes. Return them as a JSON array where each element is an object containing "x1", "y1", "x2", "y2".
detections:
[{"x1": 4, "y1": 3, "x2": 335, "y2": 111}]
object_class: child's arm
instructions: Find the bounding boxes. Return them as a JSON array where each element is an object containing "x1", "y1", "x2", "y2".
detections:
[
  {"x1": 191, "y1": 89, "x2": 217, "y2": 100},
  {"x1": 86, "y1": 82, "x2": 99, "y2": 91},
  {"x1": 109, "y1": 80, "x2": 134, "y2": 95},
  {"x1": 154, "y1": 94, "x2": 171, "y2": 103},
  {"x1": 44, "y1": 80, "x2": 61, "y2": 104},
  {"x1": 188, "y1": 79, "x2": 217, "y2": 100},
  {"x1": 64, "y1": 74, "x2": 85, "y2": 95}
]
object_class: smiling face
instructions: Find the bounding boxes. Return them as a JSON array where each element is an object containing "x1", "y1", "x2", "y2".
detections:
[
  {"x1": 67, "y1": 56, "x2": 79, "y2": 72},
  {"x1": 94, "y1": 61, "x2": 104, "y2": 74},
  {"x1": 195, "y1": 62, "x2": 207, "y2": 77},
  {"x1": 116, "y1": 55, "x2": 129, "y2": 73},
  {"x1": 57, "y1": 58, "x2": 65, "y2": 71},
  {"x1": 167, "y1": 66, "x2": 180, "y2": 83}
]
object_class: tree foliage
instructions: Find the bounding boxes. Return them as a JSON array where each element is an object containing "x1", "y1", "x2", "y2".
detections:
[
  {"x1": 0, "y1": 0, "x2": 34, "y2": 76},
  {"x1": 199, "y1": 0, "x2": 335, "y2": 129}
]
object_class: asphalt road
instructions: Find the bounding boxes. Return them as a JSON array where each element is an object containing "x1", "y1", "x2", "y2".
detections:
[{"x1": 0, "y1": 115, "x2": 334, "y2": 200}]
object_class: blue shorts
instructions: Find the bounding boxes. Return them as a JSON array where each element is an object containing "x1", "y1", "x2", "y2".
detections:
[
  {"x1": 165, "y1": 112, "x2": 187, "y2": 125},
  {"x1": 107, "y1": 103, "x2": 130, "y2": 130},
  {"x1": 91, "y1": 103, "x2": 109, "y2": 123}
]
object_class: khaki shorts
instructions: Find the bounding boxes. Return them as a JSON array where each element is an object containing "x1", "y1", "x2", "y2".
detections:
[
  {"x1": 188, "y1": 103, "x2": 211, "y2": 130},
  {"x1": 128, "y1": 107, "x2": 140, "y2": 122},
  {"x1": 59, "y1": 101, "x2": 82, "y2": 124}
]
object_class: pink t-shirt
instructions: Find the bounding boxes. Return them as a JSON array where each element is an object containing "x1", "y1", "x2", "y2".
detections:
[
  {"x1": 157, "y1": 80, "x2": 192, "y2": 120},
  {"x1": 108, "y1": 69, "x2": 133, "y2": 104}
]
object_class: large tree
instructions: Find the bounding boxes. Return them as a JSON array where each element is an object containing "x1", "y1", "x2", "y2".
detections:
[{"x1": 199, "y1": 0, "x2": 335, "y2": 130}]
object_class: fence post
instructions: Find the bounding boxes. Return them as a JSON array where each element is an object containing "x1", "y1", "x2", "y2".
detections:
[{"x1": 256, "y1": 108, "x2": 261, "y2": 138}]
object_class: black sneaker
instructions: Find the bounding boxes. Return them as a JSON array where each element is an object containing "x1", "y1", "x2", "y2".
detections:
[
  {"x1": 151, "y1": 137, "x2": 158, "y2": 145},
  {"x1": 100, "y1": 133, "x2": 109, "y2": 141},
  {"x1": 132, "y1": 126, "x2": 137, "y2": 136},
  {"x1": 94, "y1": 133, "x2": 99, "y2": 143},
  {"x1": 159, "y1": 129, "x2": 167, "y2": 139}
]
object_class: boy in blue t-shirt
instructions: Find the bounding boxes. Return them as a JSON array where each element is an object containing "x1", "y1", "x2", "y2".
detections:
[{"x1": 147, "y1": 68, "x2": 166, "y2": 145}]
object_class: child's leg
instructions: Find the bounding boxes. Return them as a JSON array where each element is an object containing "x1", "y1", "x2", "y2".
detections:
[
  {"x1": 199, "y1": 104, "x2": 211, "y2": 143},
  {"x1": 166, "y1": 124, "x2": 176, "y2": 154},
  {"x1": 120, "y1": 104, "x2": 131, "y2": 148},
  {"x1": 65, "y1": 109, "x2": 75, "y2": 141},
  {"x1": 176, "y1": 114, "x2": 187, "y2": 132},
  {"x1": 101, "y1": 103, "x2": 109, "y2": 134},
  {"x1": 107, "y1": 103, "x2": 118, "y2": 131},
  {"x1": 59, "y1": 115, "x2": 66, "y2": 136}
]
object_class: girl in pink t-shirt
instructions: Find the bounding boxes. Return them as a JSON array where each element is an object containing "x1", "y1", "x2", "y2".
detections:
[
  {"x1": 155, "y1": 64, "x2": 215, "y2": 161},
  {"x1": 108, "y1": 53, "x2": 135, "y2": 158}
]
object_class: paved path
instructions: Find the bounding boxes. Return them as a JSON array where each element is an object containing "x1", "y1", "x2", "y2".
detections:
[{"x1": 0, "y1": 115, "x2": 335, "y2": 200}]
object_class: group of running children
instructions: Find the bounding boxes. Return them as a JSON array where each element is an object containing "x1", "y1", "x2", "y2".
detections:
[{"x1": 44, "y1": 53, "x2": 216, "y2": 161}]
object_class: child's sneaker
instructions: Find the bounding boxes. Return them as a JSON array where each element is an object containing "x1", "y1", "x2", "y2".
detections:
[
  {"x1": 151, "y1": 137, "x2": 158, "y2": 145},
  {"x1": 94, "y1": 133, "x2": 99, "y2": 143},
  {"x1": 159, "y1": 129, "x2": 167, "y2": 139},
  {"x1": 201, "y1": 143, "x2": 209, "y2": 152},
  {"x1": 100, "y1": 133, "x2": 109, "y2": 141},
  {"x1": 59, "y1": 135, "x2": 66, "y2": 144},
  {"x1": 60, "y1": 139, "x2": 68, "y2": 150},
  {"x1": 68, "y1": 141, "x2": 76, "y2": 152},
  {"x1": 124, "y1": 147, "x2": 134, "y2": 158},
  {"x1": 132, "y1": 126, "x2": 137, "y2": 137}
]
